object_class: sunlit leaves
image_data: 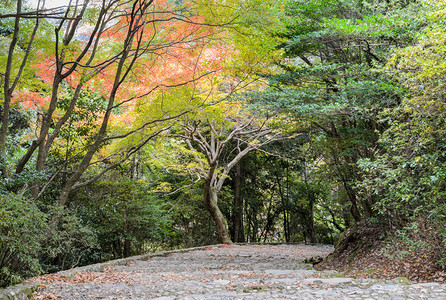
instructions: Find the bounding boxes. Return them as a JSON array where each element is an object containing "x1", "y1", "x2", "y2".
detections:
[{"x1": 50, "y1": 88, "x2": 107, "y2": 166}]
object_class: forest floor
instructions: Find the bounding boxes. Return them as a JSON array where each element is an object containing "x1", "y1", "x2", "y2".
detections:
[
  {"x1": 316, "y1": 221, "x2": 446, "y2": 284},
  {"x1": 29, "y1": 244, "x2": 446, "y2": 299}
]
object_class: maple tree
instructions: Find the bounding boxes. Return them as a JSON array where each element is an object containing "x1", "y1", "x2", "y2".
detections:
[
  {"x1": 0, "y1": 0, "x2": 41, "y2": 177},
  {"x1": 0, "y1": 0, "x2": 233, "y2": 226},
  {"x1": 0, "y1": 0, "x2": 243, "y2": 284}
]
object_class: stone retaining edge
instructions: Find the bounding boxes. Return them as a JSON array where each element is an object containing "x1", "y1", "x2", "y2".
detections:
[{"x1": 0, "y1": 283, "x2": 40, "y2": 300}]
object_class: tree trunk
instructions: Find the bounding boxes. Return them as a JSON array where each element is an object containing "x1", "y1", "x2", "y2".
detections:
[
  {"x1": 344, "y1": 182, "x2": 361, "y2": 223},
  {"x1": 308, "y1": 191, "x2": 317, "y2": 243},
  {"x1": 204, "y1": 180, "x2": 232, "y2": 244},
  {"x1": 303, "y1": 161, "x2": 317, "y2": 243},
  {"x1": 124, "y1": 239, "x2": 131, "y2": 257},
  {"x1": 232, "y1": 161, "x2": 244, "y2": 242},
  {"x1": 283, "y1": 210, "x2": 290, "y2": 242},
  {"x1": 1, "y1": 0, "x2": 22, "y2": 178}
]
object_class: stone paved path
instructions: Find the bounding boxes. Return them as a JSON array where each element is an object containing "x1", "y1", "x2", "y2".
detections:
[{"x1": 35, "y1": 244, "x2": 446, "y2": 299}]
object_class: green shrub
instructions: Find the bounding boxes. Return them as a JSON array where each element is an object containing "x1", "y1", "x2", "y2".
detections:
[
  {"x1": 0, "y1": 194, "x2": 47, "y2": 287},
  {"x1": 73, "y1": 180, "x2": 175, "y2": 259},
  {"x1": 38, "y1": 206, "x2": 100, "y2": 273}
]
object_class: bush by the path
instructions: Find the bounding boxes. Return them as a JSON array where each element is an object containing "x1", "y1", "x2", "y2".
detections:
[{"x1": 0, "y1": 194, "x2": 47, "y2": 287}]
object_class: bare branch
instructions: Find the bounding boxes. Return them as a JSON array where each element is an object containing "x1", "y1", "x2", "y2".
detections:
[
  {"x1": 36, "y1": 168, "x2": 62, "y2": 199},
  {"x1": 162, "y1": 174, "x2": 202, "y2": 197}
]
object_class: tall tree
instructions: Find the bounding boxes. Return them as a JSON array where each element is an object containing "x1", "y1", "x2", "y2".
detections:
[
  {"x1": 1, "y1": 0, "x2": 231, "y2": 229},
  {"x1": 245, "y1": 0, "x2": 423, "y2": 223},
  {"x1": 177, "y1": 110, "x2": 280, "y2": 243},
  {"x1": 0, "y1": 0, "x2": 41, "y2": 177}
]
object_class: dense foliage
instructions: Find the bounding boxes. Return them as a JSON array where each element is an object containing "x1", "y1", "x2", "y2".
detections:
[
  {"x1": 0, "y1": 194, "x2": 46, "y2": 286},
  {"x1": 0, "y1": 0, "x2": 445, "y2": 287}
]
